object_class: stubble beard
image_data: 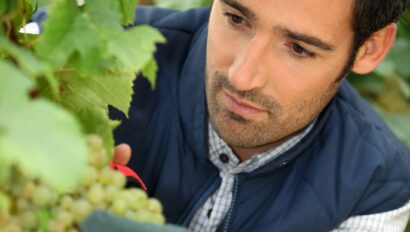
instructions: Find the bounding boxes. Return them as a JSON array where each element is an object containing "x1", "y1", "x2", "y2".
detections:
[
  {"x1": 205, "y1": 70, "x2": 339, "y2": 149},
  {"x1": 206, "y1": 70, "x2": 289, "y2": 148}
]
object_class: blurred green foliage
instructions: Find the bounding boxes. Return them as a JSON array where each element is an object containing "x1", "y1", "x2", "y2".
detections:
[{"x1": 154, "y1": 0, "x2": 212, "y2": 9}]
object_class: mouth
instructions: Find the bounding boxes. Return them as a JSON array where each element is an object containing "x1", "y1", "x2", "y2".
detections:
[{"x1": 222, "y1": 91, "x2": 267, "y2": 118}]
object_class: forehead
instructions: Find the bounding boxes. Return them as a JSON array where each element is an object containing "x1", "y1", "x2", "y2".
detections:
[{"x1": 215, "y1": 0, "x2": 355, "y2": 44}]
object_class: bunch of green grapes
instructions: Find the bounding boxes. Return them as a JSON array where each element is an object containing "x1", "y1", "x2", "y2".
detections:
[{"x1": 0, "y1": 135, "x2": 164, "y2": 232}]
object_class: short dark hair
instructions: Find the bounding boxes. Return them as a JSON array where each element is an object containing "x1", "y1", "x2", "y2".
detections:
[{"x1": 352, "y1": 0, "x2": 408, "y2": 50}]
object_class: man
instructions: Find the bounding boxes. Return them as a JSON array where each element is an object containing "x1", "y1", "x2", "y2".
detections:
[{"x1": 111, "y1": 0, "x2": 410, "y2": 231}]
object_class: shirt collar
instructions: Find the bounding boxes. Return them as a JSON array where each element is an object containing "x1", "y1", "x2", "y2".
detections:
[{"x1": 208, "y1": 120, "x2": 316, "y2": 174}]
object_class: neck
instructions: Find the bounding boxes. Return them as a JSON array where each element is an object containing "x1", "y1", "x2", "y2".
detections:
[
  {"x1": 231, "y1": 126, "x2": 307, "y2": 162},
  {"x1": 231, "y1": 136, "x2": 289, "y2": 162}
]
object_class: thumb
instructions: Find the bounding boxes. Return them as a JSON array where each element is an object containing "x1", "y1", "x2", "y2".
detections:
[{"x1": 113, "y1": 143, "x2": 131, "y2": 165}]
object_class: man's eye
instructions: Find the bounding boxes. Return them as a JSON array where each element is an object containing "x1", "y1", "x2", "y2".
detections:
[
  {"x1": 288, "y1": 43, "x2": 316, "y2": 59},
  {"x1": 223, "y1": 12, "x2": 247, "y2": 27}
]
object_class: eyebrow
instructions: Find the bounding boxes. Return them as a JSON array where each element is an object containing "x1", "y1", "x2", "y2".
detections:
[
  {"x1": 219, "y1": 0, "x2": 335, "y2": 52},
  {"x1": 277, "y1": 27, "x2": 335, "y2": 51},
  {"x1": 220, "y1": 0, "x2": 256, "y2": 20}
]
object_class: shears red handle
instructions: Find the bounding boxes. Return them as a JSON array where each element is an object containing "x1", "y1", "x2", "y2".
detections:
[{"x1": 109, "y1": 162, "x2": 147, "y2": 191}]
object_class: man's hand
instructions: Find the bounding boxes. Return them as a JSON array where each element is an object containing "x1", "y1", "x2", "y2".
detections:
[{"x1": 113, "y1": 143, "x2": 131, "y2": 165}]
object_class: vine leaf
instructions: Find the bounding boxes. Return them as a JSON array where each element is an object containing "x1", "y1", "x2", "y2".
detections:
[
  {"x1": 0, "y1": 60, "x2": 87, "y2": 192},
  {"x1": 57, "y1": 71, "x2": 136, "y2": 154},
  {"x1": 119, "y1": 0, "x2": 136, "y2": 25},
  {"x1": 35, "y1": 0, "x2": 164, "y2": 113},
  {"x1": 0, "y1": 34, "x2": 58, "y2": 96},
  {"x1": 59, "y1": 71, "x2": 135, "y2": 116},
  {"x1": 142, "y1": 58, "x2": 159, "y2": 89}
]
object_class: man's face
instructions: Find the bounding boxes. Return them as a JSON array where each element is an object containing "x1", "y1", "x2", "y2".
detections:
[{"x1": 205, "y1": 0, "x2": 355, "y2": 154}]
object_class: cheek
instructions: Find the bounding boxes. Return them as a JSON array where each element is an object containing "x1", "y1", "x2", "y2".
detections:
[
  {"x1": 207, "y1": 35, "x2": 236, "y2": 73},
  {"x1": 269, "y1": 50, "x2": 348, "y2": 97},
  {"x1": 262, "y1": 61, "x2": 338, "y2": 114},
  {"x1": 207, "y1": 13, "x2": 244, "y2": 72}
]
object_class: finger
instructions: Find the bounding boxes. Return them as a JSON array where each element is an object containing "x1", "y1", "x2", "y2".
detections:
[{"x1": 113, "y1": 143, "x2": 131, "y2": 165}]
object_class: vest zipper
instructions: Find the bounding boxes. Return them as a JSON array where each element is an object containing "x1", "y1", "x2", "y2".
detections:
[
  {"x1": 222, "y1": 175, "x2": 239, "y2": 232},
  {"x1": 179, "y1": 176, "x2": 221, "y2": 226}
]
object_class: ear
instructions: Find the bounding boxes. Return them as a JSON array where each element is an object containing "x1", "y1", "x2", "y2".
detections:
[{"x1": 351, "y1": 23, "x2": 397, "y2": 74}]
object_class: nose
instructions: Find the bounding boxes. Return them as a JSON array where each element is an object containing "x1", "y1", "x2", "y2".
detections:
[{"x1": 228, "y1": 35, "x2": 269, "y2": 91}]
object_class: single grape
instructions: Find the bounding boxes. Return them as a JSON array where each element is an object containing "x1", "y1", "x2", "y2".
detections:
[
  {"x1": 104, "y1": 185, "x2": 120, "y2": 203},
  {"x1": 146, "y1": 198, "x2": 163, "y2": 213},
  {"x1": 80, "y1": 166, "x2": 98, "y2": 187},
  {"x1": 109, "y1": 198, "x2": 127, "y2": 215},
  {"x1": 21, "y1": 182, "x2": 36, "y2": 199},
  {"x1": 86, "y1": 183, "x2": 104, "y2": 205},
  {"x1": 126, "y1": 189, "x2": 148, "y2": 210},
  {"x1": 70, "y1": 199, "x2": 92, "y2": 223},
  {"x1": 98, "y1": 167, "x2": 113, "y2": 186},
  {"x1": 86, "y1": 134, "x2": 103, "y2": 151},
  {"x1": 111, "y1": 171, "x2": 126, "y2": 188},
  {"x1": 55, "y1": 209, "x2": 74, "y2": 228},
  {"x1": 31, "y1": 185, "x2": 53, "y2": 207},
  {"x1": 59, "y1": 195, "x2": 74, "y2": 210},
  {"x1": 89, "y1": 149, "x2": 108, "y2": 168},
  {"x1": 16, "y1": 198, "x2": 30, "y2": 211}
]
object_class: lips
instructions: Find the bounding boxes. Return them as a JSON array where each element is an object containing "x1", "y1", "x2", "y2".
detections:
[{"x1": 223, "y1": 91, "x2": 266, "y2": 117}]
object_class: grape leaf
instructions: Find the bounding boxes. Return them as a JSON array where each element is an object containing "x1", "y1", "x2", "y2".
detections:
[
  {"x1": 0, "y1": 60, "x2": 88, "y2": 192},
  {"x1": 35, "y1": 0, "x2": 164, "y2": 72},
  {"x1": 142, "y1": 58, "x2": 158, "y2": 89},
  {"x1": 34, "y1": 0, "x2": 84, "y2": 69},
  {"x1": 35, "y1": 0, "x2": 128, "y2": 69},
  {"x1": 59, "y1": 71, "x2": 135, "y2": 116},
  {"x1": 35, "y1": 0, "x2": 164, "y2": 116},
  {"x1": 119, "y1": 0, "x2": 137, "y2": 25},
  {"x1": 106, "y1": 25, "x2": 165, "y2": 74},
  {"x1": 109, "y1": 120, "x2": 122, "y2": 130},
  {"x1": 57, "y1": 71, "x2": 136, "y2": 154},
  {"x1": 0, "y1": 34, "x2": 57, "y2": 96}
]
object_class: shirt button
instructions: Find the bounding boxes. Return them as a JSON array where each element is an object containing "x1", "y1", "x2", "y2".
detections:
[
  {"x1": 207, "y1": 208, "x2": 213, "y2": 218},
  {"x1": 219, "y1": 153, "x2": 229, "y2": 163}
]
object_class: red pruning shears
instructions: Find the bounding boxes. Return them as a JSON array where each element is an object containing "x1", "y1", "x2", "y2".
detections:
[{"x1": 109, "y1": 162, "x2": 147, "y2": 191}]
